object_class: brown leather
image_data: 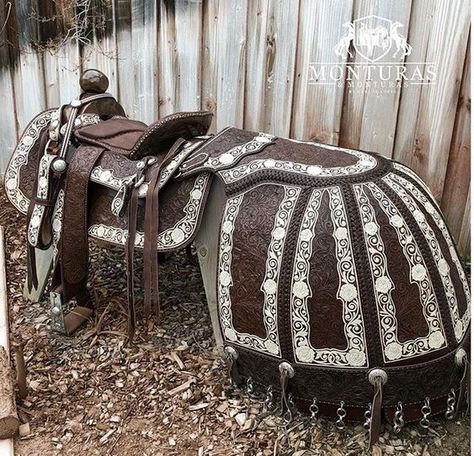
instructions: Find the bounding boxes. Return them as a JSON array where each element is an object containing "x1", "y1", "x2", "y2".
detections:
[
  {"x1": 59, "y1": 145, "x2": 105, "y2": 302},
  {"x1": 74, "y1": 111, "x2": 213, "y2": 159},
  {"x1": 74, "y1": 118, "x2": 148, "y2": 155},
  {"x1": 126, "y1": 187, "x2": 139, "y2": 338},
  {"x1": 26, "y1": 129, "x2": 51, "y2": 291},
  {"x1": 178, "y1": 127, "x2": 358, "y2": 178},
  {"x1": 143, "y1": 165, "x2": 162, "y2": 322},
  {"x1": 130, "y1": 111, "x2": 213, "y2": 159},
  {"x1": 64, "y1": 306, "x2": 94, "y2": 335},
  {"x1": 369, "y1": 377, "x2": 383, "y2": 447}
]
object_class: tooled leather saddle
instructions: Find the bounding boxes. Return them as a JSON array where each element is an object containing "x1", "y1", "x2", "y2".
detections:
[{"x1": 4, "y1": 70, "x2": 470, "y2": 446}]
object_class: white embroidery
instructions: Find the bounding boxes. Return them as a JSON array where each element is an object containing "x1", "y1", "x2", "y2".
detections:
[
  {"x1": 90, "y1": 141, "x2": 203, "y2": 199},
  {"x1": 5, "y1": 110, "x2": 55, "y2": 214},
  {"x1": 90, "y1": 166, "x2": 128, "y2": 190},
  {"x1": 5, "y1": 110, "x2": 101, "y2": 215},
  {"x1": 356, "y1": 182, "x2": 447, "y2": 362},
  {"x1": 291, "y1": 187, "x2": 368, "y2": 368},
  {"x1": 389, "y1": 173, "x2": 470, "y2": 341},
  {"x1": 51, "y1": 190, "x2": 65, "y2": 262},
  {"x1": 204, "y1": 133, "x2": 275, "y2": 169},
  {"x1": 27, "y1": 154, "x2": 56, "y2": 247},
  {"x1": 88, "y1": 173, "x2": 210, "y2": 250},
  {"x1": 392, "y1": 162, "x2": 439, "y2": 207},
  {"x1": 218, "y1": 184, "x2": 300, "y2": 357},
  {"x1": 219, "y1": 147, "x2": 377, "y2": 184}
]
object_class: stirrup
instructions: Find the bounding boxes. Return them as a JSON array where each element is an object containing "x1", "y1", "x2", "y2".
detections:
[{"x1": 49, "y1": 288, "x2": 94, "y2": 335}]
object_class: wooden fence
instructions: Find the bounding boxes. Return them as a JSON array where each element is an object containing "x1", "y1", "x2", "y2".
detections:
[{"x1": 0, "y1": 0, "x2": 470, "y2": 256}]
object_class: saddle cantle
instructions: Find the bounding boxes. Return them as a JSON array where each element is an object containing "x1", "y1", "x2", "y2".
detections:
[{"x1": 4, "y1": 70, "x2": 470, "y2": 446}]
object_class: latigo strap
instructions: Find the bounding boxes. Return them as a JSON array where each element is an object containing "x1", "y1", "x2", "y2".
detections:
[{"x1": 126, "y1": 137, "x2": 188, "y2": 338}]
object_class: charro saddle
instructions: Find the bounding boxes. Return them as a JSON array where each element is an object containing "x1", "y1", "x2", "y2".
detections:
[{"x1": 5, "y1": 70, "x2": 470, "y2": 445}]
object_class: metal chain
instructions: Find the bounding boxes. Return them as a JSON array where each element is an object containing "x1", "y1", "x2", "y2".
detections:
[
  {"x1": 393, "y1": 402, "x2": 404, "y2": 434},
  {"x1": 288, "y1": 393, "x2": 295, "y2": 408},
  {"x1": 264, "y1": 385, "x2": 274, "y2": 411},
  {"x1": 246, "y1": 377, "x2": 255, "y2": 396},
  {"x1": 363, "y1": 403, "x2": 372, "y2": 430},
  {"x1": 336, "y1": 401, "x2": 346, "y2": 430},
  {"x1": 282, "y1": 407, "x2": 292, "y2": 427},
  {"x1": 420, "y1": 397, "x2": 431, "y2": 430},
  {"x1": 223, "y1": 347, "x2": 237, "y2": 386},
  {"x1": 445, "y1": 389, "x2": 456, "y2": 420},
  {"x1": 310, "y1": 398, "x2": 319, "y2": 420}
]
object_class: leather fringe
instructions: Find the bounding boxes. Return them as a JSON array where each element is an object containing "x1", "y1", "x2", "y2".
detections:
[
  {"x1": 368, "y1": 376, "x2": 383, "y2": 448},
  {"x1": 126, "y1": 189, "x2": 139, "y2": 339},
  {"x1": 279, "y1": 369, "x2": 292, "y2": 423},
  {"x1": 455, "y1": 356, "x2": 469, "y2": 417}
]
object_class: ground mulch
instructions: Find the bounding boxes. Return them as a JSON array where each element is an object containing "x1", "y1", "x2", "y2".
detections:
[{"x1": 0, "y1": 184, "x2": 469, "y2": 455}]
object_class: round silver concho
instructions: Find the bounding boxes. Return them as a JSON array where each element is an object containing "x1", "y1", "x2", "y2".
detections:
[
  {"x1": 279, "y1": 361, "x2": 295, "y2": 378},
  {"x1": 224, "y1": 346, "x2": 238, "y2": 361},
  {"x1": 368, "y1": 368, "x2": 388, "y2": 385},
  {"x1": 52, "y1": 158, "x2": 67, "y2": 173},
  {"x1": 455, "y1": 347, "x2": 467, "y2": 367}
]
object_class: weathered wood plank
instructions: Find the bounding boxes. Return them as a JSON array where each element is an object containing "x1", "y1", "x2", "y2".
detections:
[
  {"x1": 393, "y1": 0, "x2": 470, "y2": 200},
  {"x1": 213, "y1": 1, "x2": 248, "y2": 130},
  {"x1": 244, "y1": 0, "x2": 299, "y2": 137},
  {"x1": 0, "y1": 226, "x2": 15, "y2": 454},
  {"x1": 55, "y1": 41, "x2": 82, "y2": 104},
  {"x1": 115, "y1": 0, "x2": 134, "y2": 115},
  {"x1": 391, "y1": 0, "x2": 436, "y2": 164},
  {"x1": 81, "y1": 0, "x2": 118, "y2": 98},
  {"x1": 10, "y1": 0, "x2": 46, "y2": 130},
  {"x1": 39, "y1": 1, "x2": 60, "y2": 107},
  {"x1": 159, "y1": 0, "x2": 202, "y2": 117},
  {"x1": 129, "y1": 0, "x2": 158, "y2": 122},
  {"x1": 457, "y1": 189, "x2": 470, "y2": 258},
  {"x1": 339, "y1": 0, "x2": 412, "y2": 155},
  {"x1": 292, "y1": 0, "x2": 352, "y2": 144},
  {"x1": 201, "y1": 0, "x2": 220, "y2": 132},
  {"x1": 0, "y1": 2, "x2": 18, "y2": 175},
  {"x1": 441, "y1": 37, "x2": 470, "y2": 243}
]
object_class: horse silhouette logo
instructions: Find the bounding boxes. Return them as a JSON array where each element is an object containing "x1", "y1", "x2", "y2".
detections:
[{"x1": 334, "y1": 15, "x2": 412, "y2": 62}]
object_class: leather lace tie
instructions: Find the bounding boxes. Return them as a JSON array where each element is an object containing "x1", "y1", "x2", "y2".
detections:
[
  {"x1": 278, "y1": 362, "x2": 295, "y2": 425},
  {"x1": 455, "y1": 349, "x2": 469, "y2": 417},
  {"x1": 368, "y1": 376, "x2": 383, "y2": 447},
  {"x1": 368, "y1": 369, "x2": 387, "y2": 449}
]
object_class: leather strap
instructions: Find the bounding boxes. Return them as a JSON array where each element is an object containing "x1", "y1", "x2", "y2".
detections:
[
  {"x1": 26, "y1": 130, "x2": 50, "y2": 291},
  {"x1": 126, "y1": 137, "x2": 187, "y2": 338},
  {"x1": 126, "y1": 188, "x2": 139, "y2": 338},
  {"x1": 455, "y1": 357, "x2": 469, "y2": 416},
  {"x1": 143, "y1": 166, "x2": 161, "y2": 322},
  {"x1": 59, "y1": 145, "x2": 105, "y2": 303},
  {"x1": 369, "y1": 376, "x2": 383, "y2": 447}
]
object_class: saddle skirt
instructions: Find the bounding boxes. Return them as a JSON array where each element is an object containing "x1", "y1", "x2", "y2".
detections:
[{"x1": 4, "y1": 96, "x2": 470, "y2": 443}]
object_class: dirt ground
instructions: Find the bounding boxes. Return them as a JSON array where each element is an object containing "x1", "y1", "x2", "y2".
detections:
[{"x1": 0, "y1": 185, "x2": 470, "y2": 456}]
